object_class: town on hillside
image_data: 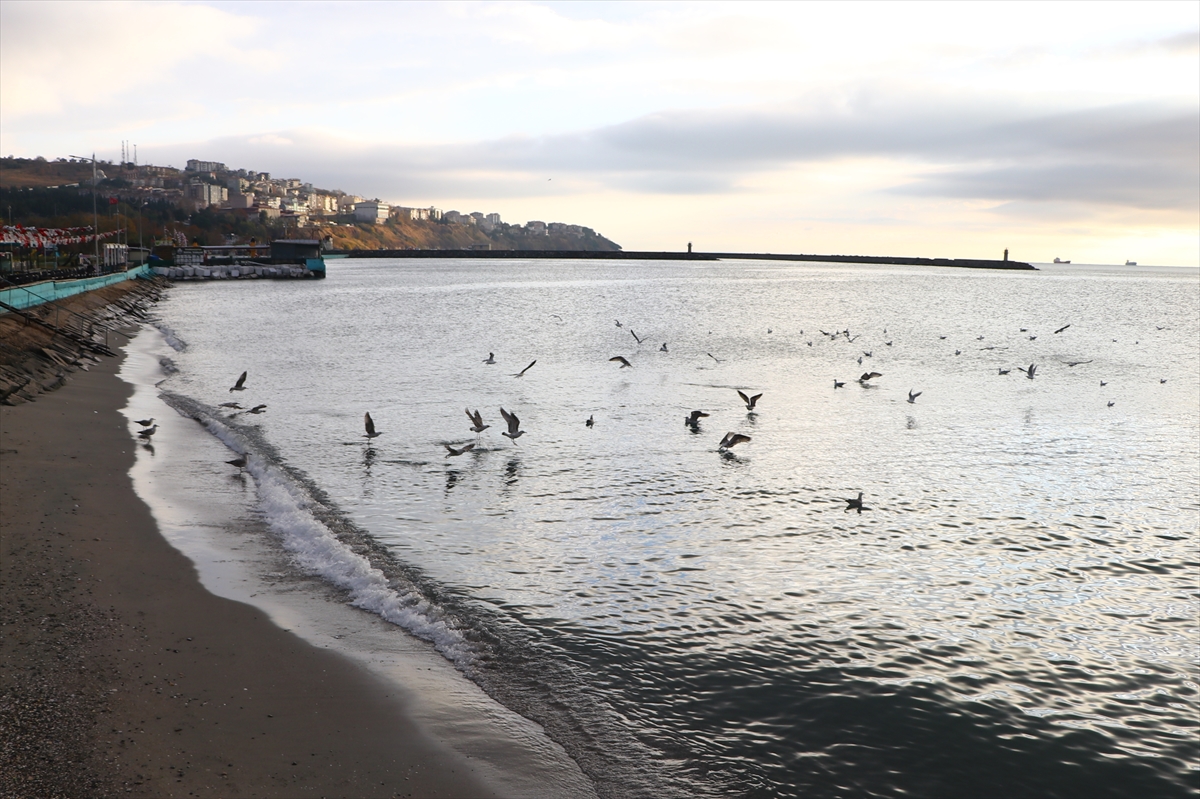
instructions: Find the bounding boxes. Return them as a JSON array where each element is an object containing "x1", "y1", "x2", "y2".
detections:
[{"x1": 0, "y1": 154, "x2": 621, "y2": 271}]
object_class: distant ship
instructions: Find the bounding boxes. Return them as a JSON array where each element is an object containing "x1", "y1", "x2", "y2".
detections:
[
  {"x1": 1053, "y1": 257, "x2": 1071, "y2": 264},
  {"x1": 1125, "y1": 260, "x2": 1137, "y2": 266}
]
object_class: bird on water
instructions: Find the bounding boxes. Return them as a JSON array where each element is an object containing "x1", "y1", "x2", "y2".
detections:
[
  {"x1": 834, "y1": 379, "x2": 845, "y2": 389},
  {"x1": 137, "y1": 425, "x2": 158, "y2": 439},
  {"x1": 737, "y1": 390, "x2": 762, "y2": 411},
  {"x1": 844, "y1": 492, "x2": 870, "y2": 513},
  {"x1": 466, "y1": 408, "x2": 489, "y2": 433},
  {"x1": 134, "y1": 417, "x2": 154, "y2": 427},
  {"x1": 610, "y1": 356, "x2": 633, "y2": 368},
  {"x1": 483, "y1": 353, "x2": 496, "y2": 364},
  {"x1": 225, "y1": 455, "x2": 247, "y2": 472},
  {"x1": 998, "y1": 368, "x2": 1011, "y2": 375},
  {"x1": 718, "y1": 432, "x2": 751, "y2": 451},
  {"x1": 660, "y1": 343, "x2": 668, "y2": 352},
  {"x1": 363, "y1": 412, "x2": 382, "y2": 441},
  {"x1": 499, "y1": 407, "x2": 525, "y2": 443},
  {"x1": 586, "y1": 415, "x2": 594, "y2": 427},
  {"x1": 229, "y1": 371, "x2": 247, "y2": 392},
  {"x1": 444, "y1": 442, "x2": 475, "y2": 457},
  {"x1": 685, "y1": 410, "x2": 709, "y2": 427}
]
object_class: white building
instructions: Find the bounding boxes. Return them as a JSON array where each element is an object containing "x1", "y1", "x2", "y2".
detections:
[{"x1": 354, "y1": 201, "x2": 390, "y2": 224}]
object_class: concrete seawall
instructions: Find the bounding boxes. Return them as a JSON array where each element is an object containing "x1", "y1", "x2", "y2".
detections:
[{"x1": 335, "y1": 249, "x2": 1036, "y2": 270}]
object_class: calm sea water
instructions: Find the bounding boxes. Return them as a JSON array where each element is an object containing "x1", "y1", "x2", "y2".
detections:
[{"x1": 144, "y1": 259, "x2": 1198, "y2": 798}]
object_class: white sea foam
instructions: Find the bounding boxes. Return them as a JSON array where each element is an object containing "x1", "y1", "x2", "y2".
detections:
[{"x1": 191, "y1": 407, "x2": 475, "y2": 666}]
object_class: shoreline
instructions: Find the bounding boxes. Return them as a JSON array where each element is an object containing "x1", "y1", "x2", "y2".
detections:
[{"x1": 0, "y1": 328, "x2": 592, "y2": 798}]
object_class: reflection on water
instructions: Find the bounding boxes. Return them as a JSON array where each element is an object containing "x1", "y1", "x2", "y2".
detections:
[{"x1": 152, "y1": 260, "x2": 1199, "y2": 799}]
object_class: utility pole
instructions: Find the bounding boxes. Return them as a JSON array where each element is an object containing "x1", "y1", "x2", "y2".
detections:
[{"x1": 70, "y1": 153, "x2": 101, "y2": 270}]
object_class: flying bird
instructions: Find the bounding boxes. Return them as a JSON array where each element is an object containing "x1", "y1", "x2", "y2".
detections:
[
  {"x1": 737, "y1": 390, "x2": 762, "y2": 411},
  {"x1": 660, "y1": 343, "x2": 668, "y2": 352},
  {"x1": 1107, "y1": 401, "x2": 1115, "y2": 407},
  {"x1": 863, "y1": 351, "x2": 872, "y2": 357},
  {"x1": 1100, "y1": 381, "x2": 1107, "y2": 386},
  {"x1": 465, "y1": 408, "x2": 489, "y2": 433},
  {"x1": 955, "y1": 350, "x2": 961, "y2": 355},
  {"x1": 444, "y1": 442, "x2": 475, "y2": 457},
  {"x1": 685, "y1": 410, "x2": 709, "y2": 426},
  {"x1": 1066, "y1": 360, "x2": 1092, "y2": 367},
  {"x1": 586, "y1": 415, "x2": 594, "y2": 427},
  {"x1": 859, "y1": 372, "x2": 883, "y2": 384},
  {"x1": 1021, "y1": 364, "x2": 1037, "y2": 379},
  {"x1": 134, "y1": 417, "x2": 154, "y2": 427},
  {"x1": 707, "y1": 353, "x2": 722, "y2": 363},
  {"x1": 363, "y1": 412, "x2": 381, "y2": 440},
  {"x1": 1029, "y1": 335, "x2": 1038, "y2": 340},
  {"x1": 218, "y1": 402, "x2": 242, "y2": 409},
  {"x1": 885, "y1": 341, "x2": 893, "y2": 346},
  {"x1": 1160, "y1": 378, "x2": 1167, "y2": 384},
  {"x1": 630, "y1": 329, "x2": 643, "y2": 344},
  {"x1": 844, "y1": 492, "x2": 870, "y2": 514},
  {"x1": 247, "y1": 404, "x2": 267, "y2": 414},
  {"x1": 483, "y1": 353, "x2": 496, "y2": 364},
  {"x1": 610, "y1": 355, "x2": 633, "y2": 368},
  {"x1": 513, "y1": 360, "x2": 537, "y2": 378},
  {"x1": 998, "y1": 368, "x2": 1011, "y2": 375},
  {"x1": 229, "y1": 371, "x2": 247, "y2": 392},
  {"x1": 907, "y1": 389, "x2": 922, "y2": 404},
  {"x1": 225, "y1": 455, "x2": 247, "y2": 472},
  {"x1": 1054, "y1": 324, "x2": 1071, "y2": 334},
  {"x1": 615, "y1": 320, "x2": 622, "y2": 327},
  {"x1": 718, "y1": 432, "x2": 751, "y2": 450},
  {"x1": 499, "y1": 407, "x2": 524, "y2": 442}
]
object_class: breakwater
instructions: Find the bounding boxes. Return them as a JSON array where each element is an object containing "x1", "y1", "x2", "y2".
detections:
[
  {"x1": 151, "y1": 264, "x2": 320, "y2": 281},
  {"x1": 335, "y1": 249, "x2": 1036, "y2": 270}
]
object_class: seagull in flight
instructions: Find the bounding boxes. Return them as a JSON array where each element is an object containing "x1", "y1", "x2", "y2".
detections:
[
  {"x1": 483, "y1": 353, "x2": 496, "y2": 364},
  {"x1": 630, "y1": 329, "x2": 643, "y2": 344},
  {"x1": 1021, "y1": 364, "x2": 1037, "y2": 379},
  {"x1": 225, "y1": 455, "x2": 247, "y2": 472},
  {"x1": 859, "y1": 372, "x2": 883, "y2": 384},
  {"x1": 1054, "y1": 324, "x2": 1071, "y2": 334},
  {"x1": 844, "y1": 492, "x2": 870, "y2": 514},
  {"x1": 246, "y1": 404, "x2": 268, "y2": 414},
  {"x1": 466, "y1": 408, "x2": 489, "y2": 433},
  {"x1": 615, "y1": 320, "x2": 622, "y2": 327},
  {"x1": 907, "y1": 389, "x2": 922, "y2": 404},
  {"x1": 513, "y1": 360, "x2": 537, "y2": 378},
  {"x1": 610, "y1": 355, "x2": 633, "y2": 368},
  {"x1": 499, "y1": 407, "x2": 525, "y2": 443},
  {"x1": 685, "y1": 410, "x2": 709, "y2": 426},
  {"x1": 1066, "y1": 360, "x2": 1092, "y2": 367},
  {"x1": 1100, "y1": 381, "x2": 1107, "y2": 386},
  {"x1": 444, "y1": 442, "x2": 475, "y2": 457},
  {"x1": 737, "y1": 390, "x2": 762, "y2": 411},
  {"x1": 1107, "y1": 401, "x2": 1115, "y2": 407},
  {"x1": 229, "y1": 371, "x2": 247, "y2": 392},
  {"x1": 660, "y1": 342, "x2": 668, "y2": 352},
  {"x1": 707, "y1": 353, "x2": 722, "y2": 363},
  {"x1": 718, "y1": 432, "x2": 751, "y2": 450},
  {"x1": 363, "y1": 412, "x2": 381, "y2": 440},
  {"x1": 219, "y1": 402, "x2": 242, "y2": 409}
]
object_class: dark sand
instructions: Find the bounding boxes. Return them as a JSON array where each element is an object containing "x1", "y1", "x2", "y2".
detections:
[{"x1": 1, "y1": 348, "x2": 506, "y2": 797}]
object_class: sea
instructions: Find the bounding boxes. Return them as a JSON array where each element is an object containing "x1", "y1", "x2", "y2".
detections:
[{"x1": 119, "y1": 258, "x2": 1199, "y2": 798}]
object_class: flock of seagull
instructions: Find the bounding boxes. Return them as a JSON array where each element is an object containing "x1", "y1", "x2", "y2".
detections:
[{"x1": 196, "y1": 315, "x2": 1168, "y2": 517}]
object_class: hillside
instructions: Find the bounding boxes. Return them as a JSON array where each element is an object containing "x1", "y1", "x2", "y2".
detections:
[{"x1": 321, "y1": 217, "x2": 620, "y2": 252}]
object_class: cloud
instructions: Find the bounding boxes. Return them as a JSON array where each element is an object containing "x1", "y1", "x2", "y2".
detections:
[
  {"x1": 0, "y1": 1, "x2": 263, "y2": 118},
  {"x1": 156, "y1": 85, "x2": 1197, "y2": 219}
]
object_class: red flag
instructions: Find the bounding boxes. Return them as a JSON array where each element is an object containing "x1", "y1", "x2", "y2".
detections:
[{"x1": 108, "y1": 197, "x2": 119, "y2": 205}]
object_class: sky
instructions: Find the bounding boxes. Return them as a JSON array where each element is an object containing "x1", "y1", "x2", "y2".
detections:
[{"x1": 2, "y1": 1, "x2": 1197, "y2": 264}]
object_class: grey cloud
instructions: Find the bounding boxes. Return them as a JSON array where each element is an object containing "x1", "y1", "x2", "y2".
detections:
[{"x1": 182, "y1": 90, "x2": 1198, "y2": 211}]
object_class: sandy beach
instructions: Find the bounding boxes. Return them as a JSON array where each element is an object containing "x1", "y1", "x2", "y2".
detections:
[{"x1": 0, "y1": 345, "x2": 511, "y2": 798}]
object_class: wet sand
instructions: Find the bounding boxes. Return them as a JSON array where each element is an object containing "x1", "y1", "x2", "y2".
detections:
[{"x1": 0, "y1": 349, "x2": 505, "y2": 798}]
